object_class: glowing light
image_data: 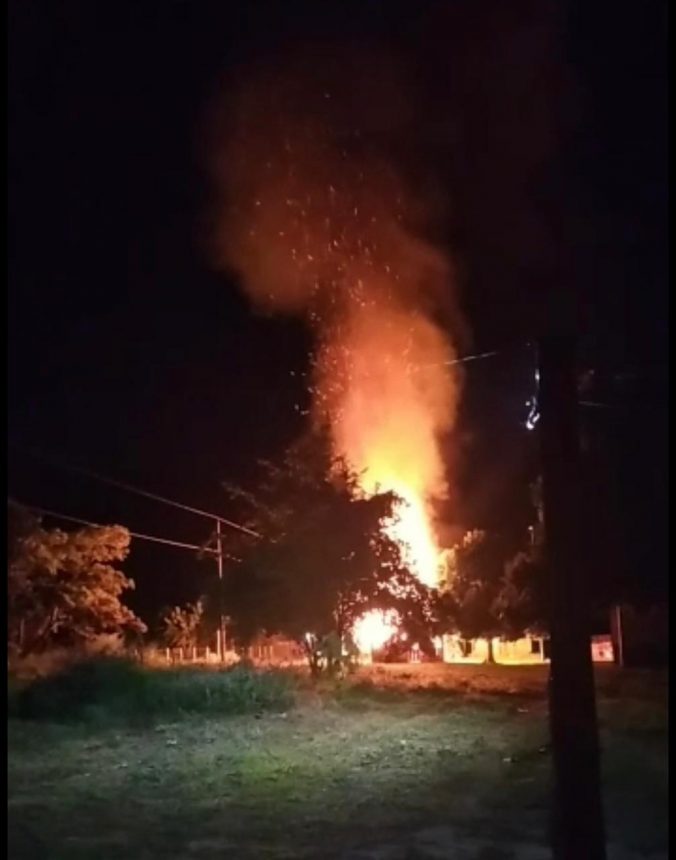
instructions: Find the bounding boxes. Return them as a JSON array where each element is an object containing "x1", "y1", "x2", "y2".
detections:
[
  {"x1": 210, "y1": 57, "x2": 463, "y2": 646},
  {"x1": 352, "y1": 609, "x2": 399, "y2": 653},
  {"x1": 384, "y1": 488, "x2": 441, "y2": 588},
  {"x1": 319, "y1": 304, "x2": 454, "y2": 593}
]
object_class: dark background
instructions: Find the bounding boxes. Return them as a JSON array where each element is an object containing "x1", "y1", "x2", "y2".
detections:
[{"x1": 8, "y1": 1, "x2": 667, "y2": 624}]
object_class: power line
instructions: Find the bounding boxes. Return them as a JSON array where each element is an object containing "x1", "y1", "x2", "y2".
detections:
[
  {"x1": 11, "y1": 445, "x2": 261, "y2": 539},
  {"x1": 22, "y1": 503, "x2": 219, "y2": 555},
  {"x1": 415, "y1": 348, "x2": 502, "y2": 370},
  {"x1": 578, "y1": 400, "x2": 665, "y2": 410},
  {"x1": 443, "y1": 349, "x2": 501, "y2": 367},
  {"x1": 579, "y1": 401, "x2": 614, "y2": 410},
  {"x1": 10, "y1": 349, "x2": 511, "y2": 535}
]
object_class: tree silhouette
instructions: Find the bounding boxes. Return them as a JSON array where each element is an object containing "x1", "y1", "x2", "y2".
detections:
[
  {"x1": 218, "y1": 432, "x2": 431, "y2": 672},
  {"x1": 8, "y1": 502, "x2": 146, "y2": 655}
]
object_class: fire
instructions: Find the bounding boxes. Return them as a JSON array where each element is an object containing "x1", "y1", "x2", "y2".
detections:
[
  {"x1": 209, "y1": 49, "x2": 465, "y2": 655},
  {"x1": 355, "y1": 469, "x2": 442, "y2": 588},
  {"x1": 352, "y1": 609, "x2": 400, "y2": 654},
  {"x1": 348, "y1": 460, "x2": 443, "y2": 652},
  {"x1": 384, "y1": 487, "x2": 441, "y2": 588},
  {"x1": 330, "y1": 307, "x2": 449, "y2": 648},
  {"x1": 319, "y1": 302, "x2": 453, "y2": 591}
]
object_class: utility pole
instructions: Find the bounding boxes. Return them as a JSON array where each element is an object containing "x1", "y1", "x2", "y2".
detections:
[
  {"x1": 612, "y1": 604, "x2": 624, "y2": 668},
  {"x1": 538, "y1": 335, "x2": 606, "y2": 860},
  {"x1": 216, "y1": 519, "x2": 226, "y2": 661}
]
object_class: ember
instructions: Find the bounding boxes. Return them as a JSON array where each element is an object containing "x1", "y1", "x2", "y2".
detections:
[{"x1": 210, "y1": 49, "x2": 464, "y2": 648}]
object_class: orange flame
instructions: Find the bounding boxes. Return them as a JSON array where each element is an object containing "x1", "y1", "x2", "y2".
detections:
[
  {"x1": 209, "y1": 49, "x2": 464, "y2": 632},
  {"x1": 318, "y1": 301, "x2": 455, "y2": 589},
  {"x1": 353, "y1": 609, "x2": 400, "y2": 654},
  {"x1": 383, "y1": 488, "x2": 441, "y2": 588}
]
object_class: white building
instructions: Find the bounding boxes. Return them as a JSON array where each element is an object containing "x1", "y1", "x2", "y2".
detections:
[{"x1": 441, "y1": 633, "x2": 614, "y2": 665}]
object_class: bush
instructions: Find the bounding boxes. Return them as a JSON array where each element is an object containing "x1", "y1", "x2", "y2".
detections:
[
  {"x1": 8, "y1": 677, "x2": 23, "y2": 719},
  {"x1": 12, "y1": 657, "x2": 295, "y2": 724},
  {"x1": 8, "y1": 636, "x2": 127, "y2": 681}
]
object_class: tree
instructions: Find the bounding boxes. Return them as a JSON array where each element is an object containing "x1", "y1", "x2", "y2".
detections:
[
  {"x1": 218, "y1": 432, "x2": 431, "y2": 674},
  {"x1": 436, "y1": 526, "x2": 548, "y2": 658},
  {"x1": 434, "y1": 471, "x2": 551, "y2": 656},
  {"x1": 161, "y1": 600, "x2": 204, "y2": 650},
  {"x1": 494, "y1": 545, "x2": 547, "y2": 640},
  {"x1": 492, "y1": 478, "x2": 548, "y2": 639},
  {"x1": 8, "y1": 502, "x2": 146, "y2": 655},
  {"x1": 435, "y1": 529, "x2": 511, "y2": 662}
]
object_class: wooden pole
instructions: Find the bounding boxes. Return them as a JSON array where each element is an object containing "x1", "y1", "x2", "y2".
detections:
[
  {"x1": 538, "y1": 335, "x2": 606, "y2": 860},
  {"x1": 613, "y1": 604, "x2": 624, "y2": 668},
  {"x1": 216, "y1": 519, "x2": 226, "y2": 661}
]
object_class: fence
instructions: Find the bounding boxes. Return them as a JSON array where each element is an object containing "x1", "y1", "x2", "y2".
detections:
[
  {"x1": 157, "y1": 635, "x2": 304, "y2": 666},
  {"x1": 163, "y1": 645, "x2": 221, "y2": 665}
]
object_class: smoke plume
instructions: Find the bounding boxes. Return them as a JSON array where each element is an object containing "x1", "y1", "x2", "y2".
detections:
[{"x1": 208, "y1": 46, "x2": 466, "y2": 584}]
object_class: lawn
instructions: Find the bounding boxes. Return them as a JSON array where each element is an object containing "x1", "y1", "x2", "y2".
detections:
[{"x1": 8, "y1": 664, "x2": 668, "y2": 859}]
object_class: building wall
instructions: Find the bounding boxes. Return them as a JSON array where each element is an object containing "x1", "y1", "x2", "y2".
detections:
[
  {"x1": 442, "y1": 634, "x2": 614, "y2": 665},
  {"x1": 591, "y1": 634, "x2": 614, "y2": 662},
  {"x1": 442, "y1": 634, "x2": 546, "y2": 664}
]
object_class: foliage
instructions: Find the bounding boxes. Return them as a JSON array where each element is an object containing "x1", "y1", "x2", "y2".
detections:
[
  {"x1": 434, "y1": 530, "x2": 505, "y2": 660},
  {"x1": 492, "y1": 478, "x2": 547, "y2": 638},
  {"x1": 7, "y1": 634, "x2": 129, "y2": 683},
  {"x1": 219, "y1": 432, "x2": 431, "y2": 672},
  {"x1": 161, "y1": 600, "x2": 205, "y2": 649},
  {"x1": 434, "y1": 528, "x2": 547, "y2": 658},
  {"x1": 13, "y1": 656, "x2": 295, "y2": 724},
  {"x1": 435, "y1": 476, "x2": 548, "y2": 652},
  {"x1": 493, "y1": 545, "x2": 548, "y2": 639},
  {"x1": 8, "y1": 502, "x2": 146, "y2": 655}
]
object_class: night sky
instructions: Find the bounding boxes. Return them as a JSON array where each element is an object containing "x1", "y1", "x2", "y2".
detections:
[{"x1": 8, "y1": 1, "x2": 667, "y2": 624}]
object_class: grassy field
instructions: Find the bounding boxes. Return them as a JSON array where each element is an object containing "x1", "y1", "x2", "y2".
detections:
[{"x1": 8, "y1": 663, "x2": 668, "y2": 859}]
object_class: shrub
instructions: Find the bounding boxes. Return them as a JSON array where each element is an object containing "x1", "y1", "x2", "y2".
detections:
[
  {"x1": 8, "y1": 636, "x2": 128, "y2": 682},
  {"x1": 13, "y1": 657, "x2": 295, "y2": 724}
]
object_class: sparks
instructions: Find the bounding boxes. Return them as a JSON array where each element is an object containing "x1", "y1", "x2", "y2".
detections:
[{"x1": 211, "y1": 51, "x2": 466, "y2": 654}]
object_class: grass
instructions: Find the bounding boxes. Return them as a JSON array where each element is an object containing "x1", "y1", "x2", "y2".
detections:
[
  {"x1": 12, "y1": 657, "x2": 294, "y2": 724},
  {"x1": 8, "y1": 663, "x2": 668, "y2": 859}
]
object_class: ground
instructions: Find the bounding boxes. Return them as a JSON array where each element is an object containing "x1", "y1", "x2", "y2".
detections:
[{"x1": 8, "y1": 664, "x2": 668, "y2": 859}]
